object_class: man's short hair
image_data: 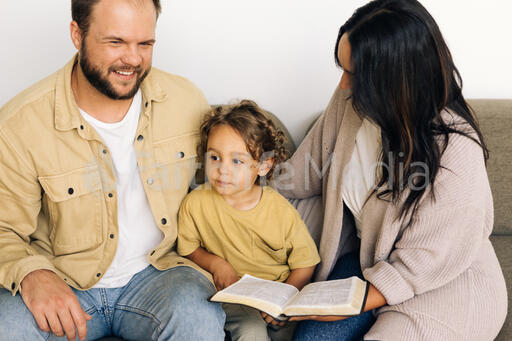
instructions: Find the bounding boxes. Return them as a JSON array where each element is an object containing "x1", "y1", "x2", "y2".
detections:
[{"x1": 72, "y1": 0, "x2": 161, "y2": 36}]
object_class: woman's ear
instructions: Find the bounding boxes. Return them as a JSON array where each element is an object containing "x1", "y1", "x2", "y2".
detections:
[{"x1": 257, "y1": 158, "x2": 274, "y2": 177}]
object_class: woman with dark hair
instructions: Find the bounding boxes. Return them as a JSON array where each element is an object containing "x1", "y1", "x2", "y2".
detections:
[{"x1": 277, "y1": 0, "x2": 508, "y2": 339}]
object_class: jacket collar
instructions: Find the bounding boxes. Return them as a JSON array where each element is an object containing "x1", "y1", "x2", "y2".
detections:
[{"x1": 54, "y1": 54, "x2": 167, "y2": 132}]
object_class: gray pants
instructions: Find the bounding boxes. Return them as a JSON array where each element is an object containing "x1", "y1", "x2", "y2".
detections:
[{"x1": 223, "y1": 303, "x2": 296, "y2": 341}]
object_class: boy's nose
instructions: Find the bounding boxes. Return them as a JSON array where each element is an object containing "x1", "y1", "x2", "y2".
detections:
[{"x1": 218, "y1": 162, "x2": 230, "y2": 175}]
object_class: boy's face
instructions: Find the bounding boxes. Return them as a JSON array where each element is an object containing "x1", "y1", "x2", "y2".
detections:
[{"x1": 205, "y1": 124, "x2": 269, "y2": 199}]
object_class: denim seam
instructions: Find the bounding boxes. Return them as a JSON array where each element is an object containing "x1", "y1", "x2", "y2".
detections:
[
  {"x1": 99, "y1": 288, "x2": 113, "y2": 331},
  {"x1": 115, "y1": 303, "x2": 163, "y2": 335},
  {"x1": 84, "y1": 306, "x2": 97, "y2": 315},
  {"x1": 124, "y1": 265, "x2": 155, "y2": 288},
  {"x1": 174, "y1": 266, "x2": 216, "y2": 293}
]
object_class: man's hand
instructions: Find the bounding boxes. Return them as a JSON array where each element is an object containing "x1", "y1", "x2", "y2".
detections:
[
  {"x1": 211, "y1": 258, "x2": 240, "y2": 291},
  {"x1": 20, "y1": 269, "x2": 92, "y2": 341}
]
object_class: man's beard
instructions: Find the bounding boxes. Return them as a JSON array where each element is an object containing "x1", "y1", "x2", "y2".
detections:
[{"x1": 79, "y1": 42, "x2": 150, "y2": 100}]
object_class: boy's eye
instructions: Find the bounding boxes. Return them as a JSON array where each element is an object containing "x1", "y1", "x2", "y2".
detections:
[
  {"x1": 233, "y1": 159, "x2": 243, "y2": 165},
  {"x1": 209, "y1": 155, "x2": 220, "y2": 161}
]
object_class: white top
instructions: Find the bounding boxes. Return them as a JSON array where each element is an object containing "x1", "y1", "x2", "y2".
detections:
[
  {"x1": 342, "y1": 118, "x2": 382, "y2": 238},
  {"x1": 79, "y1": 90, "x2": 163, "y2": 288}
]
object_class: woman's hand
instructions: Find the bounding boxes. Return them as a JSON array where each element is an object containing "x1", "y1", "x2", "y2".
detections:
[
  {"x1": 288, "y1": 284, "x2": 385, "y2": 322},
  {"x1": 260, "y1": 312, "x2": 287, "y2": 326},
  {"x1": 211, "y1": 257, "x2": 239, "y2": 291}
]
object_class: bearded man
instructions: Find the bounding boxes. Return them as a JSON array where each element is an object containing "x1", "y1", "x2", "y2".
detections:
[{"x1": 0, "y1": 1, "x2": 225, "y2": 340}]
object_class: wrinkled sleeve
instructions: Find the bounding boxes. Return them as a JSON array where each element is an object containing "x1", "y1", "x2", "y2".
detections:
[
  {"x1": 363, "y1": 135, "x2": 491, "y2": 305},
  {"x1": 0, "y1": 129, "x2": 56, "y2": 295},
  {"x1": 286, "y1": 209, "x2": 321, "y2": 269},
  {"x1": 177, "y1": 195, "x2": 202, "y2": 256}
]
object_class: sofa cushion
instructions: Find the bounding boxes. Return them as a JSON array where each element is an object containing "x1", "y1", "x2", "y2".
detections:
[
  {"x1": 469, "y1": 100, "x2": 512, "y2": 235},
  {"x1": 265, "y1": 110, "x2": 296, "y2": 156}
]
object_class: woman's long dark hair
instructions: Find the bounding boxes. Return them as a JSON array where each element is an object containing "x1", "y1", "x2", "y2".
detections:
[{"x1": 335, "y1": 0, "x2": 489, "y2": 227}]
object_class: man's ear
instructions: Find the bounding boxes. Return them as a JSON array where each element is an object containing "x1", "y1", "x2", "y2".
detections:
[
  {"x1": 257, "y1": 158, "x2": 274, "y2": 177},
  {"x1": 70, "y1": 21, "x2": 83, "y2": 50}
]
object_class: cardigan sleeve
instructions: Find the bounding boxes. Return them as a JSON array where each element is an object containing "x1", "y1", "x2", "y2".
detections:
[
  {"x1": 363, "y1": 133, "x2": 493, "y2": 306},
  {"x1": 276, "y1": 86, "x2": 348, "y2": 199}
]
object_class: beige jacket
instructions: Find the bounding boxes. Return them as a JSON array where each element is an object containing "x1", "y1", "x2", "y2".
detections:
[
  {"x1": 279, "y1": 86, "x2": 508, "y2": 340},
  {"x1": 0, "y1": 56, "x2": 213, "y2": 295}
]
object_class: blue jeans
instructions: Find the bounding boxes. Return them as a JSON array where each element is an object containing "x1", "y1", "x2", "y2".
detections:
[
  {"x1": 0, "y1": 265, "x2": 225, "y2": 340},
  {"x1": 292, "y1": 252, "x2": 376, "y2": 341}
]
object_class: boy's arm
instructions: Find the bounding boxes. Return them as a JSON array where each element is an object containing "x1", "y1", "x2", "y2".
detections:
[
  {"x1": 284, "y1": 265, "x2": 316, "y2": 290},
  {"x1": 185, "y1": 247, "x2": 239, "y2": 291}
]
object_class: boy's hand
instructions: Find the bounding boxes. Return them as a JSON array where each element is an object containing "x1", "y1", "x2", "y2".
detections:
[
  {"x1": 211, "y1": 258, "x2": 239, "y2": 290},
  {"x1": 184, "y1": 247, "x2": 240, "y2": 291},
  {"x1": 260, "y1": 311, "x2": 287, "y2": 327}
]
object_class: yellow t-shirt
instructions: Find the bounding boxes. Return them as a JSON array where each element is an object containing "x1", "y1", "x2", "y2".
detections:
[{"x1": 177, "y1": 184, "x2": 321, "y2": 282}]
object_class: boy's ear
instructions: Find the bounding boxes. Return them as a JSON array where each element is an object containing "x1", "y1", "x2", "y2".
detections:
[{"x1": 257, "y1": 158, "x2": 274, "y2": 177}]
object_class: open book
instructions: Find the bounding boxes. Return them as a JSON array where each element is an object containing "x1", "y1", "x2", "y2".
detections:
[{"x1": 210, "y1": 274, "x2": 370, "y2": 320}]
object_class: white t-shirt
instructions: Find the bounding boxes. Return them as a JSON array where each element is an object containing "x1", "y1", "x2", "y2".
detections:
[
  {"x1": 342, "y1": 118, "x2": 382, "y2": 238},
  {"x1": 79, "y1": 90, "x2": 163, "y2": 288}
]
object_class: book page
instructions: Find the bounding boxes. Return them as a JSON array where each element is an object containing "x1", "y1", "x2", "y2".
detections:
[
  {"x1": 283, "y1": 277, "x2": 367, "y2": 316},
  {"x1": 210, "y1": 275, "x2": 299, "y2": 317}
]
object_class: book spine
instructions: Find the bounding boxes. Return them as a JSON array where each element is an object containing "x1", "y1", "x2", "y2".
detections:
[{"x1": 360, "y1": 281, "x2": 371, "y2": 315}]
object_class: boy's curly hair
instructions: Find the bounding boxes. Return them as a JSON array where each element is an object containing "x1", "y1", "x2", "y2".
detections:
[{"x1": 198, "y1": 100, "x2": 288, "y2": 183}]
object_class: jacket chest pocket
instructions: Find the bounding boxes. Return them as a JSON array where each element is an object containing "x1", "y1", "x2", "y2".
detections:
[
  {"x1": 152, "y1": 133, "x2": 199, "y2": 191},
  {"x1": 38, "y1": 165, "x2": 104, "y2": 256}
]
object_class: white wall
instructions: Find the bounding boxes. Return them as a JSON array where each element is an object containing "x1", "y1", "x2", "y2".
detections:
[{"x1": 1, "y1": 0, "x2": 511, "y2": 144}]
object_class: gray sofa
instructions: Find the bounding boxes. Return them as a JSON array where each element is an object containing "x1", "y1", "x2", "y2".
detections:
[
  {"x1": 98, "y1": 99, "x2": 510, "y2": 341},
  {"x1": 471, "y1": 99, "x2": 511, "y2": 340}
]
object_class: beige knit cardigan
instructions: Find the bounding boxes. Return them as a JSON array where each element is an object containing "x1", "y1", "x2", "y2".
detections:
[{"x1": 277, "y1": 86, "x2": 508, "y2": 340}]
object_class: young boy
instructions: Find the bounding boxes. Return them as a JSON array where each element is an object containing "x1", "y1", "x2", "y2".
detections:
[{"x1": 177, "y1": 100, "x2": 320, "y2": 340}]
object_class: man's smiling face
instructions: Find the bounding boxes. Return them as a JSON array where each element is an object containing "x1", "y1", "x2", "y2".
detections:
[{"x1": 77, "y1": 0, "x2": 157, "y2": 100}]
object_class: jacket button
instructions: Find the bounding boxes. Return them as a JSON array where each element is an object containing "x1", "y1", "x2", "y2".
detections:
[
  {"x1": 103, "y1": 149, "x2": 107, "y2": 154},
  {"x1": 80, "y1": 125, "x2": 84, "y2": 130},
  {"x1": 145, "y1": 102, "x2": 149, "y2": 108},
  {"x1": 108, "y1": 193, "x2": 113, "y2": 198},
  {"x1": 161, "y1": 218, "x2": 167, "y2": 225},
  {"x1": 150, "y1": 250, "x2": 155, "y2": 256},
  {"x1": 137, "y1": 135, "x2": 144, "y2": 142},
  {"x1": 96, "y1": 273, "x2": 101, "y2": 277},
  {"x1": 68, "y1": 188, "x2": 74, "y2": 195},
  {"x1": 110, "y1": 234, "x2": 115, "y2": 239},
  {"x1": 11, "y1": 282, "x2": 15, "y2": 290},
  {"x1": 147, "y1": 178, "x2": 154, "y2": 185},
  {"x1": 177, "y1": 152, "x2": 185, "y2": 159}
]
